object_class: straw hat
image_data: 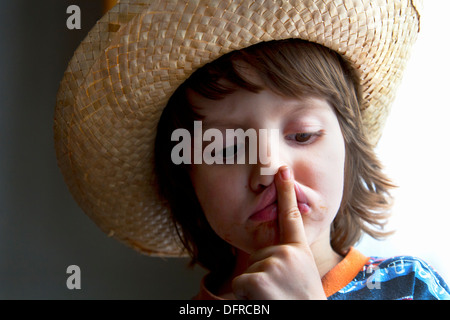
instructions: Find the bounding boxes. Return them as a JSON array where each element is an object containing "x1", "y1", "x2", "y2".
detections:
[{"x1": 54, "y1": 0, "x2": 421, "y2": 256}]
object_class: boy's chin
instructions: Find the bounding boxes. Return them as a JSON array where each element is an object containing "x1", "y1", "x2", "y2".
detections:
[{"x1": 248, "y1": 220, "x2": 280, "y2": 252}]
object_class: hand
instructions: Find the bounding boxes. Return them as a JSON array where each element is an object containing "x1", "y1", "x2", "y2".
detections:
[{"x1": 232, "y1": 166, "x2": 327, "y2": 300}]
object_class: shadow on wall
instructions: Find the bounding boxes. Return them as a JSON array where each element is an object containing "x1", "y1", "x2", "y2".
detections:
[{"x1": 0, "y1": 0, "x2": 205, "y2": 299}]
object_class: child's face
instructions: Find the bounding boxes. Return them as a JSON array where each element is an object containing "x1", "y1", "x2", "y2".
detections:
[{"x1": 188, "y1": 76, "x2": 346, "y2": 254}]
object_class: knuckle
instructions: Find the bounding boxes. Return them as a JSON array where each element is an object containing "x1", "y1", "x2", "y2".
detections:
[
  {"x1": 261, "y1": 257, "x2": 281, "y2": 273},
  {"x1": 277, "y1": 244, "x2": 295, "y2": 259},
  {"x1": 248, "y1": 273, "x2": 263, "y2": 287},
  {"x1": 242, "y1": 272, "x2": 266, "y2": 290},
  {"x1": 232, "y1": 275, "x2": 242, "y2": 287},
  {"x1": 275, "y1": 244, "x2": 312, "y2": 263},
  {"x1": 281, "y1": 179, "x2": 294, "y2": 191},
  {"x1": 233, "y1": 272, "x2": 264, "y2": 289},
  {"x1": 284, "y1": 207, "x2": 301, "y2": 219}
]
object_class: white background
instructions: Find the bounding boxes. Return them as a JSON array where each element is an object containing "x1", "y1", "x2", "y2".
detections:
[{"x1": 356, "y1": 1, "x2": 450, "y2": 283}]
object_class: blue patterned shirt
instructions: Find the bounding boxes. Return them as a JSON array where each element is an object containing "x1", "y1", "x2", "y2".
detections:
[{"x1": 328, "y1": 255, "x2": 450, "y2": 300}]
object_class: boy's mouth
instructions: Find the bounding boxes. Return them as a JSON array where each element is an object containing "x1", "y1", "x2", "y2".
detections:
[
  {"x1": 249, "y1": 182, "x2": 310, "y2": 222},
  {"x1": 249, "y1": 201, "x2": 279, "y2": 222}
]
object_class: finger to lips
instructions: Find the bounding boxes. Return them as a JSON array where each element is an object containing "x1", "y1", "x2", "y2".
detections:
[
  {"x1": 232, "y1": 167, "x2": 313, "y2": 300},
  {"x1": 275, "y1": 166, "x2": 308, "y2": 244}
]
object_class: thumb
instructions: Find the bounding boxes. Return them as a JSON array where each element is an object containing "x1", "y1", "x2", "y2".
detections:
[{"x1": 275, "y1": 166, "x2": 307, "y2": 244}]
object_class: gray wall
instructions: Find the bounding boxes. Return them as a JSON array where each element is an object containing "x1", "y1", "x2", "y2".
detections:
[{"x1": 0, "y1": 0, "x2": 206, "y2": 299}]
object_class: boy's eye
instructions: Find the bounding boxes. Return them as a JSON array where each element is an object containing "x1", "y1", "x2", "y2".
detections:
[
  {"x1": 213, "y1": 144, "x2": 241, "y2": 158},
  {"x1": 286, "y1": 131, "x2": 322, "y2": 145},
  {"x1": 295, "y1": 133, "x2": 313, "y2": 143},
  {"x1": 222, "y1": 144, "x2": 239, "y2": 157}
]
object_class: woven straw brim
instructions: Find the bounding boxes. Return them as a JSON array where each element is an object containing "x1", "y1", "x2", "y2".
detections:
[{"x1": 54, "y1": 0, "x2": 421, "y2": 257}]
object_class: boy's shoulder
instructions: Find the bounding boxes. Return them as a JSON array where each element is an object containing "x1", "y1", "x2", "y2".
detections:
[{"x1": 329, "y1": 254, "x2": 450, "y2": 300}]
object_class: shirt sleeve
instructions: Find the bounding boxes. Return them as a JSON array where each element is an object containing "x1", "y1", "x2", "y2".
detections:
[
  {"x1": 366, "y1": 256, "x2": 450, "y2": 300},
  {"x1": 328, "y1": 255, "x2": 450, "y2": 300},
  {"x1": 406, "y1": 257, "x2": 450, "y2": 300}
]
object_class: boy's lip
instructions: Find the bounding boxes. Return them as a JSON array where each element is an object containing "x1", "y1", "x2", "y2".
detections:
[
  {"x1": 249, "y1": 182, "x2": 310, "y2": 222},
  {"x1": 251, "y1": 183, "x2": 277, "y2": 215}
]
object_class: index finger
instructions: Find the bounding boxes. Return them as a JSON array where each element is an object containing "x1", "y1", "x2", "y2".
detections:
[{"x1": 275, "y1": 166, "x2": 308, "y2": 244}]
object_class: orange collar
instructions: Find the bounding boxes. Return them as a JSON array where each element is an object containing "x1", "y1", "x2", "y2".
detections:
[
  {"x1": 195, "y1": 247, "x2": 370, "y2": 300},
  {"x1": 321, "y1": 247, "x2": 370, "y2": 297}
]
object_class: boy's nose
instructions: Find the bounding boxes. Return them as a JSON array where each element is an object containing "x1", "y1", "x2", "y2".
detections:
[
  {"x1": 249, "y1": 127, "x2": 291, "y2": 192},
  {"x1": 249, "y1": 168, "x2": 274, "y2": 193},
  {"x1": 257, "y1": 127, "x2": 282, "y2": 176},
  {"x1": 249, "y1": 153, "x2": 287, "y2": 193}
]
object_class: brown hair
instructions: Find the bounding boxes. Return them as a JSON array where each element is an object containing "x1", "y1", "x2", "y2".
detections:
[{"x1": 155, "y1": 39, "x2": 395, "y2": 278}]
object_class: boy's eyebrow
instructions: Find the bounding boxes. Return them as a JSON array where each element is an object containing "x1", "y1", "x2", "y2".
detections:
[
  {"x1": 201, "y1": 98, "x2": 327, "y2": 130},
  {"x1": 202, "y1": 120, "x2": 248, "y2": 131},
  {"x1": 283, "y1": 98, "x2": 333, "y2": 118},
  {"x1": 283, "y1": 98, "x2": 321, "y2": 112}
]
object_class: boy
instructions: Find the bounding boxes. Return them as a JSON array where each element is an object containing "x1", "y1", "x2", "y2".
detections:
[
  {"x1": 55, "y1": 0, "x2": 449, "y2": 299},
  {"x1": 155, "y1": 38, "x2": 449, "y2": 299}
]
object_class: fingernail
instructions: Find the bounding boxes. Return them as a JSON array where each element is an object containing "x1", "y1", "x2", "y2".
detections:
[{"x1": 280, "y1": 166, "x2": 291, "y2": 180}]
